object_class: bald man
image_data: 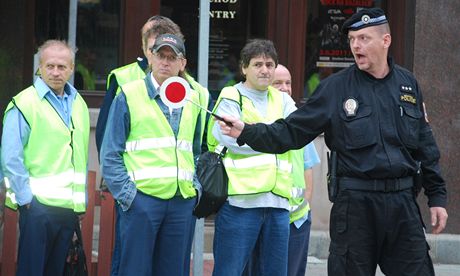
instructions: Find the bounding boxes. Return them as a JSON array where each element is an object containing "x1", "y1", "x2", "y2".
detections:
[
  {"x1": 273, "y1": 64, "x2": 320, "y2": 276},
  {"x1": 272, "y1": 64, "x2": 293, "y2": 96}
]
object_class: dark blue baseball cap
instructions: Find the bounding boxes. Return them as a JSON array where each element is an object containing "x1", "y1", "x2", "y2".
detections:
[
  {"x1": 151, "y1": 33, "x2": 186, "y2": 57},
  {"x1": 342, "y1": 8, "x2": 388, "y2": 34}
]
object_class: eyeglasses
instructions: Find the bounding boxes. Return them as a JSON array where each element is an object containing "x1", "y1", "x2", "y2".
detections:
[{"x1": 152, "y1": 52, "x2": 183, "y2": 62}]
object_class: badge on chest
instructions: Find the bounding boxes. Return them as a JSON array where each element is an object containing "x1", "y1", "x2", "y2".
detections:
[{"x1": 343, "y1": 97, "x2": 359, "y2": 117}]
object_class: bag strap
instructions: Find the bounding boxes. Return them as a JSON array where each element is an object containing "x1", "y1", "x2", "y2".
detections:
[
  {"x1": 214, "y1": 86, "x2": 242, "y2": 158},
  {"x1": 74, "y1": 217, "x2": 88, "y2": 271},
  {"x1": 215, "y1": 144, "x2": 228, "y2": 157},
  {"x1": 74, "y1": 217, "x2": 83, "y2": 243},
  {"x1": 234, "y1": 87, "x2": 243, "y2": 110}
]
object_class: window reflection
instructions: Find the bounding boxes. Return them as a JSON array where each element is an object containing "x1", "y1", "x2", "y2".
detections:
[
  {"x1": 304, "y1": 0, "x2": 382, "y2": 99},
  {"x1": 74, "y1": 0, "x2": 120, "y2": 91},
  {"x1": 35, "y1": 0, "x2": 70, "y2": 45},
  {"x1": 34, "y1": 0, "x2": 120, "y2": 92},
  {"x1": 162, "y1": 0, "x2": 266, "y2": 100}
]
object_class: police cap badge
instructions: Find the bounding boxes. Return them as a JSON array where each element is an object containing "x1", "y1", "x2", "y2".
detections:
[{"x1": 342, "y1": 8, "x2": 388, "y2": 34}]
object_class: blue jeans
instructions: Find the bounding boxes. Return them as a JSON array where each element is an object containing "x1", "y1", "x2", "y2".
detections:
[
  {"x1": 213, "y1": 202, "x2": 290, "y2": 276},
  {"x1": 288, "y1": 212, "x2": 312, "y2": 276},
  {"x1": 117, "y1": 192, "x2": 196, "y2": 276},
  {"x1": 243, "y1": 212, "x2": 312, "y2": 276}
]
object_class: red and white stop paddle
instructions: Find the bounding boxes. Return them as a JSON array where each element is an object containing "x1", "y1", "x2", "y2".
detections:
[{"x1": 160, "y1": 76, "x2": 231, "y2": 125}]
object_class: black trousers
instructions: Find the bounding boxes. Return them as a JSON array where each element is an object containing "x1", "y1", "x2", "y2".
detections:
[
  {"x1": 327, "y1": 188, "x2": 434, "y2": 276},
  {"x1": 17, "y1": 197, "x2": 76, "y2": 276}
]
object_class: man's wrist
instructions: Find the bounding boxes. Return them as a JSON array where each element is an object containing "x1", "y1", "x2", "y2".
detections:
[
  {"x1": 428, "y1": 197, "x2": 447, "y2": 209},
  {"x1": 236, "y1": 123, "x2": 250, "y2": 146}
]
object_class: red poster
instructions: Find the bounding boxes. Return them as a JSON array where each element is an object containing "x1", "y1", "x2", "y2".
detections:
[{"x1": 317, "y1": 0, "x2": 374, "y2": 68}]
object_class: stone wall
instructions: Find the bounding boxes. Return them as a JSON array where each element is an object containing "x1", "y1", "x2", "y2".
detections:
[{"x1": 413, "y1": 0, "x2": 460, "y2": 234}]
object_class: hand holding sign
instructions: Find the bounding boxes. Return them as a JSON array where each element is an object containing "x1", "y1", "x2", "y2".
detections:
[{"x1": 160, "y1": 76, "x2": 232, "y2": 125}]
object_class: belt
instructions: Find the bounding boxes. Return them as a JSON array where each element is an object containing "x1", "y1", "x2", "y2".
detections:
[{"x1": 339, "y1": 176, "x2": 413, "y2": 192}]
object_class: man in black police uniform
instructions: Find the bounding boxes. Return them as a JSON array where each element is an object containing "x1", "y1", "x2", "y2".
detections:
[{"x1": 218, "y1": 8, "x2": 448, "y2": 276}]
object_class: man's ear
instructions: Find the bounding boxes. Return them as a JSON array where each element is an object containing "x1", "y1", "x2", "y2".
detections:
[
  {"x1": 383, "y1": 33, "x2": 391, "y2": 49},
  {"x1": 180, "y1": 58, "x2": 187, "y2": 71},
  {"x1": 241, "y1": 66, "x2": 247, "y2": 76}
]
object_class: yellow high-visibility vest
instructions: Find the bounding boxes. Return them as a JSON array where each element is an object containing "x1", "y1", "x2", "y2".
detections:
[
  {"x1": 4, "y1": 86, "x2": 89, "y2": 212},
  {"x1": 121, "y1": 79, "x2": 201, "y2": 199},
  {"x1": 207, "y1": 86, "x2": 292, "y2": 199}
]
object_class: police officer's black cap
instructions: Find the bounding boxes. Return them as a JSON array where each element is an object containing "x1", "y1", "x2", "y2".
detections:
[
  {"x1": 151, "y1": 33, "x2": 186, "y2": 57},
  {"x1": 342, "y1": 8, "x2": 388, "y2": 34}
]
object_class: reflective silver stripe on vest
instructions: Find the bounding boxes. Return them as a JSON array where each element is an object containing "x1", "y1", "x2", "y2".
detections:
[
  {"x1": 4, "y1": 177, "x2": 11, "y2": 189},
  {"x1": 289, "y1": 199, "x2": 308, "y2": 212},
  {"x1": 277, "y1": 159, "x2": 292, "y2": 173},
  {"x1": 125, "y1": 137, "x2": 174, "y2": 152},
  {"x1": 223, "y1": 154, "x2": 277, "y2": 169},
  {"x1": 125, "y1": 137, "x2": 193, "y2": 152},
  {"x1": 176, "y1": 139, "x2": 193, "y2": 152},
  {"x1": 4, "y1": 177, "x2": 18, "y2": 204},
  {"x1": 128, "y1": 167, "x2": 194, "y2": 182},
  {"x1": 28, "y1": 171, "x2": 86, "y2": 203},
  {"x1": 291, "y1": 187, "x2": 304, "y2": 198},
  {"x1": 224, "y1": 154, "x2": 292, "y2": 172}
]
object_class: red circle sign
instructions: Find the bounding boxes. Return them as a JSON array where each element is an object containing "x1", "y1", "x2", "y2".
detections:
[
  {"x1": 159, "y1": 77, "x2": 190, "y2": 109},
  {"x1": 165, "y1": 82, "x2": 186, "y2": 103}
]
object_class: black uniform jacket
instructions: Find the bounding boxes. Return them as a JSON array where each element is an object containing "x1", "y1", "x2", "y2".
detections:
[{"x1": 238, "y1": 58, "x2": 447, "y2": 208}]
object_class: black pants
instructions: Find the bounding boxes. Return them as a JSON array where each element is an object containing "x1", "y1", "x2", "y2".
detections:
[
  {"x1": 17, "y1": 197, "x2": 76, "y2": 276},
  {"x1": 327, "y1": 189, "x2": 434, "y2": 276}
]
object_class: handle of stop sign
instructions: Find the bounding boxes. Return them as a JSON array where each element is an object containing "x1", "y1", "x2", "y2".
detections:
[{"x1": 160, "y1": 76, "x2": 232, "y2": 126}]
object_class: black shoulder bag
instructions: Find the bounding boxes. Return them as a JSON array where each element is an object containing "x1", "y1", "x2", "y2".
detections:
[
  {"x1": 193, "y1": 88, "x2": 242, "y2": 218},
  {"x1": 193, "y1": 146, "x2": 229, "y2": 218},
  {"x1": 64, "y1": 219, "x2": 88, "y2": 276}
]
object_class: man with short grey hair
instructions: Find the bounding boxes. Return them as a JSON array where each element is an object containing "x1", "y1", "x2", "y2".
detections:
[{"x1": 2, "y1": 39, "x2": 89, "y2": 275}]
